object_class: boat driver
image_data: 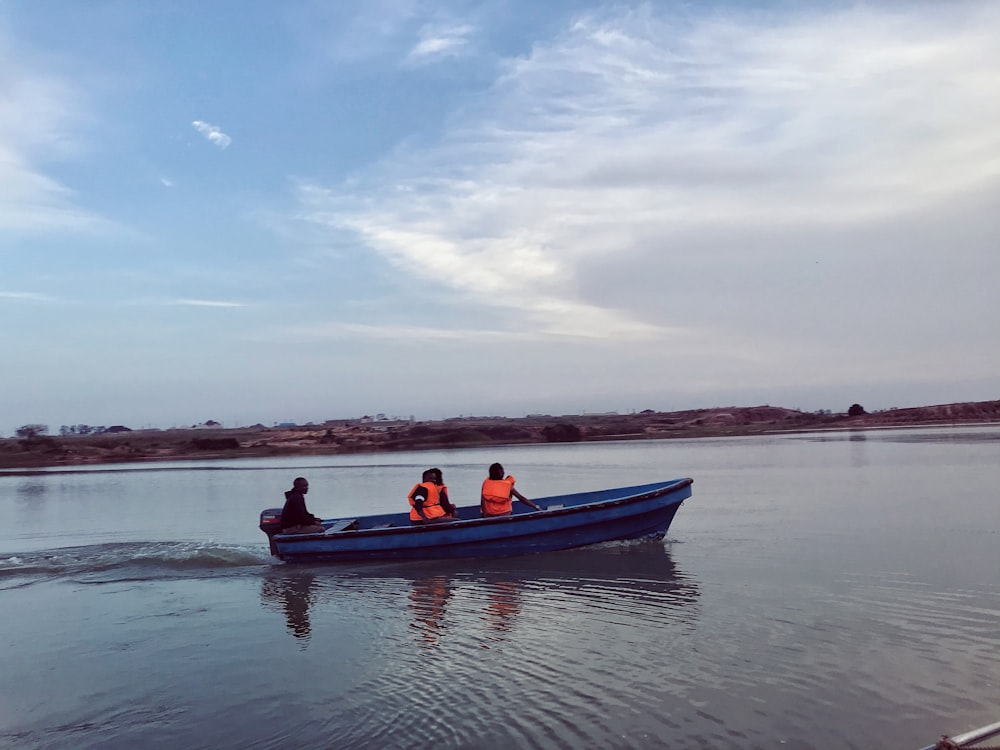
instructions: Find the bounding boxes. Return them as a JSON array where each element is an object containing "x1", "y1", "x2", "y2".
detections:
[{"x1": 280, "y1": 477, "x2": 325, "y2": 534}]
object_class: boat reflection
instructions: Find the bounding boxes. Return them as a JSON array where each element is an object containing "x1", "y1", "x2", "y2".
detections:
[
  {"x1": 408, "y1": 575, "x2": 523, "y2": 649},
  {"x1": 482, "y1": 580, "x2": 520, "y2": 639},
  {"x1": 261, "y1": 541, "x2": 699, "y2": 648},
  {"x1": 407, "y1": 575, "x2": 455, "y2": 648},
  {"x1": 259, "y1": 571, "x2": 318, "y2": 645}
]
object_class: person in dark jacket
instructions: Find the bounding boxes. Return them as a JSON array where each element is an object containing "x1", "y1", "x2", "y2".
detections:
[{"x1": 280, "y1": 477, "x2": 325, "y2": 533}]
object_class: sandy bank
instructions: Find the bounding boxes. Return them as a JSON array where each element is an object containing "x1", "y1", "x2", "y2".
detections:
[{"x1": 3, "y1": 400, "x2": 998, "y2": 471}]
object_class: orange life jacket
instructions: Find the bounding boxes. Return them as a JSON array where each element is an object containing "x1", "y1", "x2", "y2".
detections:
[
  {"x1": 481, "y1": 475, "x2": 516, "y2": 516},
  {"x1": 409, "y1": 481, "x2": 447, "y2": 521}
]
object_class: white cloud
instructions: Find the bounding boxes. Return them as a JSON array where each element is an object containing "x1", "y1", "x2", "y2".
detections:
[
  {"x1": 0, "y1": 156, "x2": 105, "y2": 233},
  {"x1": 295, "y1": 2, "x2": 1000, "y2": 364},
  {"x1": 191, "y1": 120, "x2": 232, "y2": 149},
  {"x1": 170, "y1": 298, "x2": 245, "y2": 308},
  {"x1": 297, "y1": 0, "x2": 422, "y2": 63},
  {"x1": 0, "y1": 39, "x2": 107, "y2": 235},
  {"x1": 0, "y1": 291, "x2": 55, "y2": 302},
  {"x1": 288, "y1": 3, "x2": 485, "y2": 69},
  {"x1": 258, "y1": 311, "x2": 683, "y2": 344},
  {"x1": 261, "y1": 320, "x2": 517, "y2": 343},
  {"x1": 408, "y1": 22, "x2": 474, "y2": 62}
]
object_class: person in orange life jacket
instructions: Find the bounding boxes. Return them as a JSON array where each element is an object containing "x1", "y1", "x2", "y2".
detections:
[
  {"x1": 408, "y1": 467, "x2": 459, "y2": 525},
  {"x1": 280, "y1": 477, "x2": 326, "y2": 534},
  {"x1": 480, "y1": 463, "x2": 544, "y2": 517}
]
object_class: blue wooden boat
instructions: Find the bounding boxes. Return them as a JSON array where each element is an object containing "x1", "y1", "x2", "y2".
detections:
[{"x1": 259, "y1": 478, "x2": 693, "y2": 563}]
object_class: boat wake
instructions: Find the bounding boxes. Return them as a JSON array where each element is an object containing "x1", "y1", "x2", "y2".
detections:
[{"x1": 0, "y1": 541, "x2": 273, "y2": 588}]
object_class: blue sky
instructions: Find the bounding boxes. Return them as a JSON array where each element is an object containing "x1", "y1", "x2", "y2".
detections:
[{"x1": 2, "y1": 0, "x2": 998, "y2": 431}]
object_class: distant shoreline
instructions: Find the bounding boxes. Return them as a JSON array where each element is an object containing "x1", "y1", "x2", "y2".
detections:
[{"x1": 3, "y1": 400, "x2": 998, "y2": 471}]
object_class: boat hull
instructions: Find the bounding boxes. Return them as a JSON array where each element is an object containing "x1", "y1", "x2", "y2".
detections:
[{"x1": 267, "y1": 478, "x2": 692, "y2": 563}]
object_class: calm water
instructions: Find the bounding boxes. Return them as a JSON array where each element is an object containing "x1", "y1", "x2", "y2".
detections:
[{"x1": 1, "y1": 427, "x2": 999, "y2": 749}]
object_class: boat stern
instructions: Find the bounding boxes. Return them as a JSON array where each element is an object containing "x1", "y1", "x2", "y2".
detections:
[{"x1": 259, "y1": 508, "x2": 284, "y2": 557}]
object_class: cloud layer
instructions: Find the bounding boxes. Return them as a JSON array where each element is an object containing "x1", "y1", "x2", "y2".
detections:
[
  {"x1": 2, "y1": 2, "x2": 998, "y2": 427},
  {"x1": 295, "y1": 4, "x2": 1000, "y2": 374},
  {"x1": 0, "y1": 38, "x2": 105, "y2": 234}
]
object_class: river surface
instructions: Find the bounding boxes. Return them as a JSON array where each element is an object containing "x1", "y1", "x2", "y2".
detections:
[{"x1": 1, "y1": 426, "x2": 999, "y2": 749}]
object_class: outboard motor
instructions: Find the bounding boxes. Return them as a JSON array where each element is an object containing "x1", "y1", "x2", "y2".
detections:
[{"x1": 259, "y1": 508, "x2": 284, "y2": 557}]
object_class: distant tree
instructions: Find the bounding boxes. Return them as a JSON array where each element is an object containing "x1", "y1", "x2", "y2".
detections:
[
  {"x1": 848, "y1": 404, "x2": 866, "y2": 417},
  {"x1": 204, "y1": 419, "x2": 221, "y2": 427},
  {"x1": 541, "y1": 423, "x2": 583, "y2": 443},
  {"x1": 16, "y1": 424, "x2": 48, "y2": 439},
  {"x1": 61, "y1": 424, "x2": 95, "y2": 436},
  {"x1": 482, "y1": 424, "x2": 533, "y2": 441},
  {"x1": 190, "y1": 437, "x2": 239, "y2": 451},
  {"x1": 106, "y1": 425, "x2": 132, "y2": 433}
]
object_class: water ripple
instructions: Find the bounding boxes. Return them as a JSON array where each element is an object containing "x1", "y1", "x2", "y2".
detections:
[{"x1": 251, "y1": 543, "x2": 705, "y2": 749}]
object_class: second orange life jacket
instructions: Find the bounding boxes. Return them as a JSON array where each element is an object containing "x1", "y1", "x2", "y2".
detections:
[{"x1": 481, "y1": 475, "x2": 516, "y2": 516}]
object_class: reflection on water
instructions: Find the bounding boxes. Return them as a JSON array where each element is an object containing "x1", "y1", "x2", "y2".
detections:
[
  {"x1": 16, "y1": 481, "x2": 47, "y2": 498},
  {"x1": 409, "y1": 575, "x2": 524, "y2": 649},
  {"x1": 850, "y1": 429, "x2": 869, "y2": 467},
  {"x1": 10, "y1": 431, "x2": 1000, "y2": 749},
  {"x1": 407, "y1": 575, "x2": 455, "y2": 648},
  {"x1": 797, "y1": 427, "x2": 1000, "y2": 445},
  {"x1": 260, "y1": 572, "x2": 318, "y2": 645},
  {"x1": 259, "y1": 541, "x2": 700, "y2": 652},
  {"x1": 482, "y1": 580, "x2": 520, "y2": 641},
  {"x1": 265, "y1": 542, "x2": 704, "y2": 750}
]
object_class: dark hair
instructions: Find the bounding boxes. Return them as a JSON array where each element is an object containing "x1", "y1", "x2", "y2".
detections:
[
  {"x1": 422, "y1": 468, "x2": 442, "y2": 484},
  {"x1": 292, "y1": 476, "x2": 308, "y2": 488},
  {"x1": 488, "y1": 463, "x2": 504, "y2": 480}
]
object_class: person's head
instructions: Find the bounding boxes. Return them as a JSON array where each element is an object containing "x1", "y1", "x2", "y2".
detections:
[
  {"x1": 488, "y1": 462, "x2": 504, "y2": 480},
  {"x1": 422, "y1": 468, "x2": 443, "y2": 485},
  {"x1": 293, "y1": 476, "x2": 309, "y2": 493}
]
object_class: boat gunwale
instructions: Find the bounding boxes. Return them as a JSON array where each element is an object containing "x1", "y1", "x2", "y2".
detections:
[
  {"x1": 918, "y1": 720, "x2": 1000, "y2": 750},
  {"x1": 273, "y1": 477, "x2": 693, "y2": 545}
]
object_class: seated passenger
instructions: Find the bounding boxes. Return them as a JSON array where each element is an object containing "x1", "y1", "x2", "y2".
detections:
[
  {"x1": 481, "y1": 463, "x2": 543, "y2": 517},
  {"x1": 280, "y1": 477, "x2": 325, "y2": 533},
  {"x1": 408, "y1": 468, "x2": 458, "y2": 525}
]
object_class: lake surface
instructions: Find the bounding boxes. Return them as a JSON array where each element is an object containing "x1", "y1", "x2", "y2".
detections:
[{"x1": 2, "y1": 426, "x2": 999, "y2": 749}]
